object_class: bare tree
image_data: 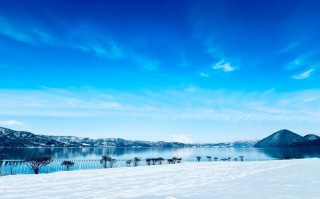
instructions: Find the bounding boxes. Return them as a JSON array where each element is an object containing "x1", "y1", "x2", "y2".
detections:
[
  {"x1": 146, "y1": 158, "x2": 151, "y2": 165},
  {"x1": 239, "y1": 156, "x2": 244, "y2": 162},
  {"x1": 126, "y1": 160, "x2": 132, "y2": 167},
  {"x1": 133, "y1": 157, "x2": 141, "y2": 167},
  {"x1": 26, "y1": 156, "x2": 52, "y2": 174},
  {"x1": 206, "y1": 156, "x2": 212, "y2": 161},
  {"x1": 158, "y1": 157, "x2": 164, "y2": 165},
  {"x1": 196, "y1": 156, "x2": 201, "y2": 162},
  {"x1": 61, "y1": 160, "x2": 75, "y2": 171},
  {"x1": 100, "y1": 155, "x2": 116, "y2": 168},
  {"x1": 172, "y1": 157, "x2": 178, "y2": 164},
  {"x1": 151, "y1": 158, "x2": 157, "y2": 165},
  {"x1": 109, "y1": 159, "x2": 117, "y2": 168},
  {"x1": 100, "y1": 155, "x2": 110, "y2": 168}
]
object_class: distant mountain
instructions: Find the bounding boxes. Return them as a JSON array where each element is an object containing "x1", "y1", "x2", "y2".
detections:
[
  {"x1": 0, "y1": 127, "x2": 256, "y2": 148},
  {"x1": 254, "y1": 129, "x2": 320, "y2": 148},
  {"x1": 254, "y1": 129, "x2": 307, "y2": 148},
  {"x1": 291, "y1": 134, "x2": 320, "y2": 147},
  {"x1": 0, "y1": 127, "x2": 62, "y2": 147},
  {"x1": 0, "y1": 127, "x2": 185, "y2": 148},
  {"x1": 304, "y1": 134, "x2": 320, "y2": 141}
]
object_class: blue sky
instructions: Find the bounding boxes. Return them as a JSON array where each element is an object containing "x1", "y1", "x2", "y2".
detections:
[{"x1": 1, "y1": 0, "x2": 320, "y2": 142}]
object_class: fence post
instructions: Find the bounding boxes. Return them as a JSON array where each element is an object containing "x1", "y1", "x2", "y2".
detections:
[
  {"x1": 79, "y1": 160, "x2": 82, "y2": 170},
  {"x1": 1, "y1": 160, "x2": 6, "y2": 176}
]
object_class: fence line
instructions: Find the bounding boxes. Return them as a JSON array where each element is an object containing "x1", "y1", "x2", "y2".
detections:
[
  {"x1": 0, "y1": 156, "x2": 246, "y2": 176},
  {"x1": 0, "y1": 158, "x2": 183, "y2": 176}
]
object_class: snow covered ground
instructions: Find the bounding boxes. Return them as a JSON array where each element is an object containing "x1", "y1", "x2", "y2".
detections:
[{"x1": 0, "y1": 159, "x2": 319, "y2": 199}]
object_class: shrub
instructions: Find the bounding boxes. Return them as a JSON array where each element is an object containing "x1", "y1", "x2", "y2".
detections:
[
  {"x1": 196, "y1": 156, "x2": 201, "y2": 162},
  {"x1": 239, "y1": 156, "x2": 244, "y2": 162},
  {"x1": 206, "y1": 156, "x2": 212, "y2": 161},
  {"x1": 26, "y1": 156, "x2": 52, "y2": 174},
  {"x1": 126, "y1": 160, "x2": 132, "y2": 167},
  {"x1": 61, "y1": 160, "x2": 75, "y2": 171}
]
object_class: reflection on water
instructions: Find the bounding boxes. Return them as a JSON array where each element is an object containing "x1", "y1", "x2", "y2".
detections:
[
  {"x1": 261, "y1": 147, "x2": 320, "y2": 159},
  {"x1": 1, "y1": 147, "x2": 320, "y2": 161}
]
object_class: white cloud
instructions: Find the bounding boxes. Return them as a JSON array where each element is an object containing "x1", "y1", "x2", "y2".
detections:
[
  {"x1": 291, "y1": 69, "x2": 314, "y2": 80},
  {"x1": 0, "y1": 120, "x2": 24, "y2": 126},
  {"x1": 171, "y1": 134, "x2": 193, "y2": 143},
  {"x1": 212, "y1": 61, "x2": 234, "y2": 72},
  {"x1": 74, "y1": 41, "x2": 123, "y2": 59}
]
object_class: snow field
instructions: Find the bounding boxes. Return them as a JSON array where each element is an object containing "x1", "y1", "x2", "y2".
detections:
[{"x1": 0, "y1": 158, "x2": 319, "y2": 199}]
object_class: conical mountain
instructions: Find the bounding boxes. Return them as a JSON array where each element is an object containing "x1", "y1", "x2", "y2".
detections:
[{"x1": 254, "y1": 129, "x2": 306, "y2": 148}]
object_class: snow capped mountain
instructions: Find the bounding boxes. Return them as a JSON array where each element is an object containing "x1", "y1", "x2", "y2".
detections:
[
  {"x1": 0, "y1": 127, "x2": 258, "y2": 148},
  {"x1": 0, "y1": 127, "x2": 185, "y2": 148}
]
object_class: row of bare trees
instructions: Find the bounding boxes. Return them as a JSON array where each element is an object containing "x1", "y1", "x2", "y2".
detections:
[
  {"x1": 3, "y1": 154, "x2": 244, "y2": 175},
  {"x1": 196, "y1": 156, "x2": 244, "y2": 162}
]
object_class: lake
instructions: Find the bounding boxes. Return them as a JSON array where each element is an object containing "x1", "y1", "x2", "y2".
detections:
[
  {"x1": 1, "y1": 147, "x2": 320, "y2": 175},
  {"x1": 1, "y1": 147, "x2": 320, "y2": 161}
]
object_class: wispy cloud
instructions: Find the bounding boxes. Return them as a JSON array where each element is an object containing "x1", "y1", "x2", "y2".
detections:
[
  {"x1": 0, "y1": 17, "x2": 35, "y2": 44},
  {"x1": 278, "y1": 39, "x2": 305, "y2": 53},
  {"x1": 32, "y1": 29, "x2": 56, "y2": 46},
  {"x1": 75, "y1": 42, "x2": 123, "y2": 59},
  {"x1": 212, "y1": 61, "x2": 234, "y2": 72},
  {"x1": 0, "y1": 120, "x2": 24, "y2": 126},
  {"x1": 132, "y1": 55, "x2": 159, "y2": 71},
  {"x1": 291, "y1": 69, "x2": 314, "y2": 80},
  {"x1": 1, "y1": 88, "x2": 320, "y2": 124},
  {"x1": 0, "y1": 16, "x2": 124, "y2": 60},
  {"x1": 199, "y1": 72, "x2": 210, "y2": 78}
]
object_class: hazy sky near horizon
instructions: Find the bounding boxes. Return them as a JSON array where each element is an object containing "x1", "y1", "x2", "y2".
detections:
[{"x1": 1, "y1": 0, "x2": 320, "y2": 142}]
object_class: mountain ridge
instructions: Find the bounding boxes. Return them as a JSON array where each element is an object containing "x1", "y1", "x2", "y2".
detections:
[{"x1": 0, "y1": 127, "x2": 256, "y2": 148}]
